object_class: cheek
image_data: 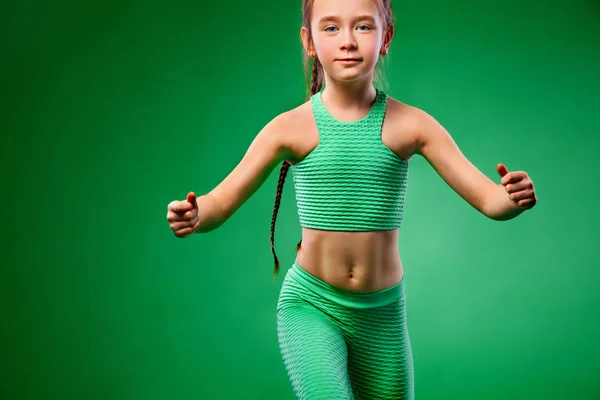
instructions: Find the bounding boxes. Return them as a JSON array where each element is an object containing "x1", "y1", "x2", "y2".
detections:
[
  {"x1": 315, "y1": 38, "x2": 336, "y2": 59},
  {"x1": 359, "y1": 37, "x2": 381, "y2": 57}
]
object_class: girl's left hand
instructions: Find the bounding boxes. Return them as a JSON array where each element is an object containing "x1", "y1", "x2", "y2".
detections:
[{"x1": 497, "y1": 163, "x2": 537, "y2": 209}]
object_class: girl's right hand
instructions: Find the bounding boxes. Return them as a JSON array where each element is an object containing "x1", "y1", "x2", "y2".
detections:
[{"x1": 167, "y1": 192, "x2": 200, "y2": 238}]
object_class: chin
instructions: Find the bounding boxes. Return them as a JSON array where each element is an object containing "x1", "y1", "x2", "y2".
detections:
[{"x1": 334, "y1": 71, "x2": 368, "y2": 82}]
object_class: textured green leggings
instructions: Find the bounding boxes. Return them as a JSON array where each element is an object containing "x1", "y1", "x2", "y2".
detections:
[{"x1": 277, "y1": 261, "x2": 414, "y2": 400}]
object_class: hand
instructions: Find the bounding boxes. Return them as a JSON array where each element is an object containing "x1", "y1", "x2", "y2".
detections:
[
  {"x1": 167, "y1": 192, "x2": 200, "y2": 238},
  {"x1": 497, "y1": 164, "x2": 537, "y2": 209}
]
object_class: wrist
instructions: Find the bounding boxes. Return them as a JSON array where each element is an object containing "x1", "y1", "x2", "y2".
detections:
[
  {"x1": 484, "y1": 184, "x2": 526, "y2": 221},
  {"x1": 194, "y1": 193, "x2": 225, "y2": 233}
]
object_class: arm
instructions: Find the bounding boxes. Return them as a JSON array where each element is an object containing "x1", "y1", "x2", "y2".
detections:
[
  {"x1": 414, "y1": 108, "x2": 534, "y2": 221},
  {"x1": 194, "y1": 113, "x2": 292, "y2": 233}
]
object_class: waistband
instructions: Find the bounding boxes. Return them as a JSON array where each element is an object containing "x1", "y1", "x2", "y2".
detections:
[{"x1": 287, "y1": 260, "x2": 405, "y2": 309}]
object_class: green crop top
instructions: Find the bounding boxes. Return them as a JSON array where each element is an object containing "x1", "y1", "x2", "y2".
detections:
[{"x1": 291, "y1": 88, "x2": 409, "y2": 231}]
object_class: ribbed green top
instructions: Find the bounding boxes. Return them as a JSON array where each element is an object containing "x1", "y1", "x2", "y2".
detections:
[{"x1": 291, "y1": 89, "x2": 409, "y2": 231}]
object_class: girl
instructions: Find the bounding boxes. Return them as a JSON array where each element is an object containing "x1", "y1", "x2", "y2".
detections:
[{"x1": 167, "y1": 0, "x2": 537, "y2": 398}]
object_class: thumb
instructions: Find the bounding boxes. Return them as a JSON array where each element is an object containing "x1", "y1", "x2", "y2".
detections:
[
  {"x1": 187, "y1": 192, "x2": 197, "y2": 208},
  {"x1": 497, "y1": 163, "x2": 509, "y2": 178}
]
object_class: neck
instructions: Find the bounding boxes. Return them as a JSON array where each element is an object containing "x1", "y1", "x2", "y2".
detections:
[{"x1": 320, "y1": 78, "x2": 377, "y2": 111}]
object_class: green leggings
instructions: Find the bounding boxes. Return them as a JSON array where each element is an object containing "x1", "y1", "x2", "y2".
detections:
[{"x1": 277, "y1": 261, "x2": 414, "y2": 400}]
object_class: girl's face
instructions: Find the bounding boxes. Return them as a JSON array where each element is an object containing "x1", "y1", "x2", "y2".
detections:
[{"x1": 302, "y1": 0, "x2": 391, "y2": 85}]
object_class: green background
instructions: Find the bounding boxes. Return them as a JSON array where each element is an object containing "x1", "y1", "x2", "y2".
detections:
[{"x1": 2, "y1": 0, "x2": 599, "y2": 399}]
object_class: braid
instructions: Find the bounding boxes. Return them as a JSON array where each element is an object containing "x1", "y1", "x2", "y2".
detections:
[
  {"x1": 270, "y1": 160, "x2": 290, "y2": 281},
  {"x1": 270, "y1": 49, "x2": 323, "y2": 280},
  {"x1": 310, "y1": 58, "x2": 324, "y2": 98}
]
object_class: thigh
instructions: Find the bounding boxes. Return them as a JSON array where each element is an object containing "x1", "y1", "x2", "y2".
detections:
[
  {"x1": 277, "y1": 302, "x2": 354, "y2": 400},
  {"x1": 347, "y1": 298, "x2": 415, "y2": 400}
]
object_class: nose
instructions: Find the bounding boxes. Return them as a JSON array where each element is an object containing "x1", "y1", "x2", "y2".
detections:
[{"x1": 340, "y1": 30, "x2": 357, "y2": 51}]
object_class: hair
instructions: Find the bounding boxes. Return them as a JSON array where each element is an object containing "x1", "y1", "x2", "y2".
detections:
[{"x1": 269, "y1": 0, "x2": 395, "y2": 281}]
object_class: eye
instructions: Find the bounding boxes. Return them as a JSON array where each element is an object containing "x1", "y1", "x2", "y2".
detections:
[
  {"x1": 324, "y1": 26, "x2": 338, "y2": 32},
  {"x1": 357, "y1": 25, "x2": 372, "y2": 31}
]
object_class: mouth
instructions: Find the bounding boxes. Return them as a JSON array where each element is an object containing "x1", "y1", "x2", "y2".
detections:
[{"x1": 336, "y1": 58, "x2": 363, "y2": 63}]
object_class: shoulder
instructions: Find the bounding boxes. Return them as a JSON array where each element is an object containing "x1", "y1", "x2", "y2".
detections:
[
  {"x1": 385, "y1": 95, "x2": 432, "y2": 130},
  {"x1": 382, "y1": 95, "x2": 437, "y2": 159},
  {"x1": 272, "y1": 100, "x2": 313, "y2": 125},
  {"x1": 266, "y1": 99, "x2": 318, "y2": 164},
  {"x1": 385, "y1": 95, "x2": 444, "y2": 147},
  {"x1": 258, "y1": 100, "x2": 312, "y2": 144}
]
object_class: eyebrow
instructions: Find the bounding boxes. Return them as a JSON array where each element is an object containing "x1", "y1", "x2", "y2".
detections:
[{"x1": 318, "y1": 15, "x2": 376, "y2": 24}]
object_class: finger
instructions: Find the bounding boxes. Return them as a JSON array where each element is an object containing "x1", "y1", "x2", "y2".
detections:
[
  {"x1": 171, "y1": 219, "x2": 198, "y2": 232},
  {"x1": 175, "y1": 200, "x2": 193, "y2": 213},
  {"x1": 168, "y1": 200, "x2": 183, "y2": 212},
  {"x1": 509, "y1": 189, "x2": 534, "y2": 202},
  {"x1": 167, "y1": 205, "x2": 193, "y2": 222},
  {"x1": 168, "y1": 210, "x2": 195, "y2": 222},
  {"x1": 497, "y1": 163, "x2": 509, "y2": 177},
  {"x1": 187, "y1": 192, "x2": 197, "y2": 208},
  {"x1": 174, "y1": 227, "x2": 194, "y2": 238},
  {"x1": 501, "y1": 171, "x2": 526, "y2": 186},
  {"x1": 174, "y1": 220, "x2": 200, "y2": 238},
  {"x1": 518, "y1": 197, "x2": 537, "y2": 208},
  {"x1": 505, "y1": 180, "x2": 532, "y2": 194},
  {"x1": 181, "y1": 210, "x2": 196, "y2": 220}
]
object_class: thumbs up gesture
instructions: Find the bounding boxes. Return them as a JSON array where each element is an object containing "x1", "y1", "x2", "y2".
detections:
[
  {"x1": 497, "y1": 164, "x2": 537, "y2": 209},
  {"x1": 167, "y1": 192, "x2": 200, "y2": 238}
]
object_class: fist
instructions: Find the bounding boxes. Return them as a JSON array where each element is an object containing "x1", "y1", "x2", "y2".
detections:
[
  {"x1": 497, "y1": 164, "x2": 537, "y2": 209},
  {"x1": 167, "y1": 192, "x2": 200, "y2": 238}
]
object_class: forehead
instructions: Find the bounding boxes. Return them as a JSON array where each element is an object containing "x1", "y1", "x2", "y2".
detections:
[{"x1": 311, "y1": 0, "x2": 381, "y2": 21}]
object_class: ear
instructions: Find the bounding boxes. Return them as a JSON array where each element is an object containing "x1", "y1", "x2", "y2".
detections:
[
  {"x1": 301, "y1": 26, "x2": 316, "y2": 57},
  {"x1": 380, "y1": 24, "x2": 395, "y2": 56}
]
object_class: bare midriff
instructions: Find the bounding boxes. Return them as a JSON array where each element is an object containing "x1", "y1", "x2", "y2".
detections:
[{"x1": 295, "y1": 227, "x2": 404, "y2": 293}]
